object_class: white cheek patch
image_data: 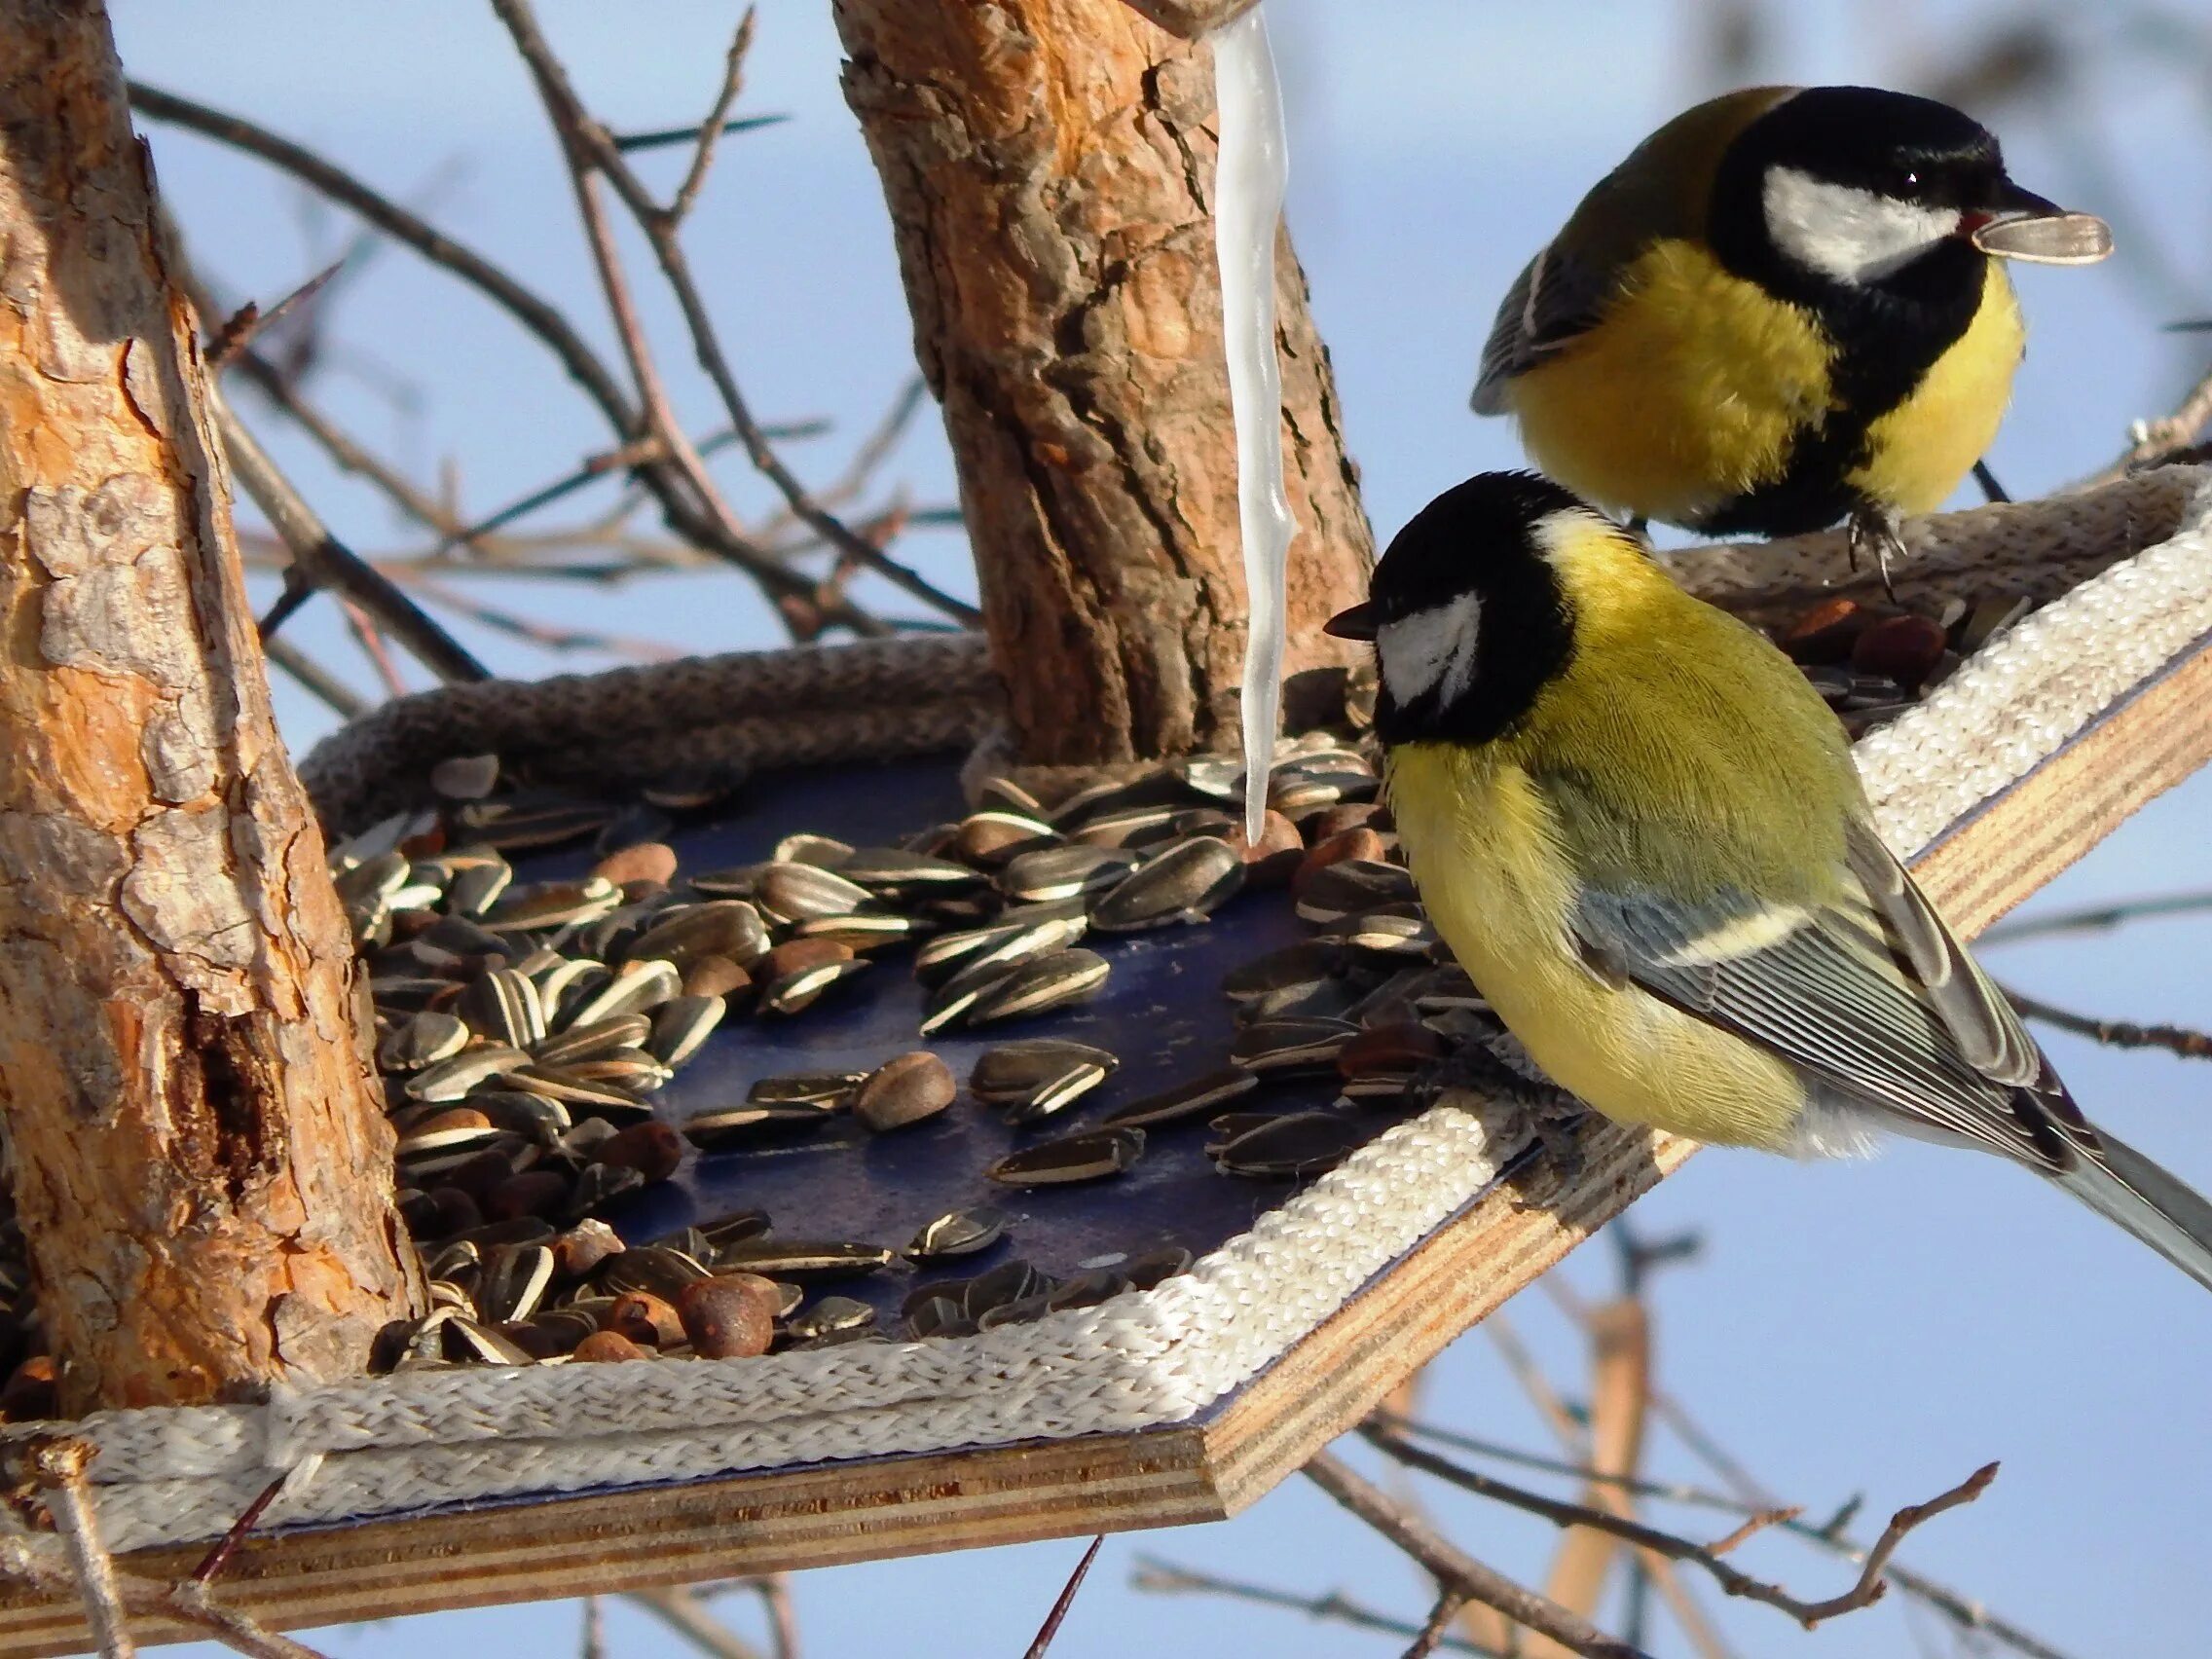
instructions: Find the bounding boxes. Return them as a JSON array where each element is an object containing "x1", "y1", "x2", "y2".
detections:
[
  {"x1": 1378, "y1": 593, "x2": 1483, "y2": 708},
  {"x1": 1762, "y1": 166, "x2": 1962, "y2": 284}
]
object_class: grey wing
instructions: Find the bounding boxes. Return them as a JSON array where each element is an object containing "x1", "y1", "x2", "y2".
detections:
[
  {"x1": 1568, "y1": 819, "x2": 2084, "y2": 1170},
  {"x1": 1470, "y1": 240, "x2": 1618, "y2": 416}
]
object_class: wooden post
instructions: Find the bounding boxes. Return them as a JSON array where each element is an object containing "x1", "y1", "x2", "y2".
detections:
[
  {"x1": 834, "y1": 0, "x2": 1374, "y2": 771},
  {"x1": 0, "y1": 0, "x2": 424, "y2": 1414}
]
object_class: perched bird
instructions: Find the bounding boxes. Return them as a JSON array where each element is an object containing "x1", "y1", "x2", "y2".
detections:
[
  {"x1": 1471, "y1": 86, "x2": 2111, "y2": 574},
  {"x1": 1327, "y1": 471, "x2": 2212, "y2": 1290}
]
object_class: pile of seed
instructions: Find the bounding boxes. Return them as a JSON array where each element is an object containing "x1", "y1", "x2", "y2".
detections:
[
  {"x1": 308, "y1": 731, "x2": 1470, "y2": 1374},
  {"x1": 1775, "y1": 591, "x2": 2030, "y2": 737}
]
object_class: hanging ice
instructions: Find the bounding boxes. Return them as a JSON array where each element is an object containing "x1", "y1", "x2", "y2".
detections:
[{"x1": 1210, "y1": 7, "x2": 1297, "y2": 842}]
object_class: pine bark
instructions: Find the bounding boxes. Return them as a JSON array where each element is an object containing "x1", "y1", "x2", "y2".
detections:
[
  {"x1": 834, "y1": 0, "x2": 1374, "y2": 769},
  {"x1": 0, "y1": 0, "x2": 424, "y2": 1414}
]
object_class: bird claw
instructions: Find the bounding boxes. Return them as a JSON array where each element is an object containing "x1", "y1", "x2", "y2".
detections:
[{"x1": 1846, "y1": 508, "x2": 1907, "y2": 605}]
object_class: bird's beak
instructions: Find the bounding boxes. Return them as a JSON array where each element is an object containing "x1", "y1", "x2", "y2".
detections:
[
  {"x1": 1965, "y1": 181, "x2": 2112, "y2": 265},
  {"x1": 1323, "y1": 602, "x2": 1378, "y2": 642}
]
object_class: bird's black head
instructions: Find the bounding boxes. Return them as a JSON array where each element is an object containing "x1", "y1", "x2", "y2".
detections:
[
  {"x1": 1325, "y1": 472, "x2": 1596, "y2": 748},
  {"x1": 1709, "y1": 86, "x2": 2091, "y2": 297}
]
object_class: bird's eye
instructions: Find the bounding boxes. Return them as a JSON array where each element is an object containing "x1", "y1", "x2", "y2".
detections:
[{"x1": 1900, "y1": 169, "x2": 1921, "y2": 190}]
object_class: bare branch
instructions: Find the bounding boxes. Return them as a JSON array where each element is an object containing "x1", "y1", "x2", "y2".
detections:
[
  {"x1": 2007, "y1": 986, "x2": 2212, "y2": 1060},
  {"x1": 1023, "y1": 1535, "x2": 1104, "y2": 1658},
  {"x1": 1366, "y1": 1426, "x2": 2000, "y2": 1633},
  {"x1": 487, "y1": 0, "x2": 981, "y2": 628},
  {"x1": 208, "y1": 383, "x2": 489, "y2": 682},
  {"x1": 628, "y1": 1586, "x2": 770, "y2": 1659},
  {"x1": 1131, "y1": 1556, "x2": 1499, "y2": 1655},
  {"x1": 264, "y1": 637, "x2": 370, "y2": 720},
  {"x1": 26, "y1": 1440, "x2": 132, "y2": 1658},
  {"x1": 1404, "y1": 1592, "x2": 1473, "y2": 1659},
  {"x1": 1303, "y1": 1452, "x2": 1652, "y2": 1659},
  {"x1": 671, "y1": 9, "x2": 756, "y2": 225},
  {"x1": 203, "y1": 260, "x2": 342, "y2": 368},
  {"x1": 1979, "y1": 891, "x2": 2212, "y2": 946},
  {"x1": 2073, "y1": 364, "x2": 2212, "y2": 489}
]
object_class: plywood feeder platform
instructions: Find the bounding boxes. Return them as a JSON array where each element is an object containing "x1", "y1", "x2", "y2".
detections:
[{"x1": 1, "y1": 467, "x2": 2207, "y2": 1654}]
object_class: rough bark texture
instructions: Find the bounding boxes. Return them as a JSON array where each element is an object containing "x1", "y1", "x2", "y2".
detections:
[
  {"x1": 835, "y1": 0, "x2": 1374, "y2": 769},
  {"x1": 0, "y1": 0, "x2": 424, "y2": 1414}
]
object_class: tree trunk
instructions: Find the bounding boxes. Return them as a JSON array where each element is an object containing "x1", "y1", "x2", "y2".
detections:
[
  {"x1": 0, "y1": 0, "x2": 424, "y2": 1415},
  {"x1": 835, "y1": 0, "x2": 1373, "y2": 770}
]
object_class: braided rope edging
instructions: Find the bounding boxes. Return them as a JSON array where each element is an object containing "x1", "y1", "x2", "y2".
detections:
[{"x1": 17, "y1": 477, "x2": 2211, "y2": 1556}]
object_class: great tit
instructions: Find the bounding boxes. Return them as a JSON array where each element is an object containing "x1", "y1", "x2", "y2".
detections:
[
  {"x1": 1471, "y1": 87, "x2": 2111, "y2": 573},
  {"x1": 1327, "y1": 471, "x2": 2212, "y2": 1291}
]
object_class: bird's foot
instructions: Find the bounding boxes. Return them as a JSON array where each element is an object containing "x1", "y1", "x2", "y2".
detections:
[
  {"x1": 1423, "y1": 1034, "x2": 1593, "y2": 1189},
  {"x1": 1846, "y1": 505, "x2": 1908, "y2": 604}
]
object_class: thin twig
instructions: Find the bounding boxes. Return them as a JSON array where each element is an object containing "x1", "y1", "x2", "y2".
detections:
[
  {"x1": 338, "y1": 599, "x2": 408, "y2": 700},
  {"x1": 670, "y1": 10, "x2": 756, "y2": 224},
  {"x1": 0, "y1": 1533, "x2": 329, "y2": 1659},
  {"x1": 203, "y1": 261, "x2": 343, "y2": 368},
  {"x1": 1366, "y1": 1426, "x2": 1999, "y2": 1633},
  {"x1": 488, "y1": 0, "x2": 980, "y2": 627},
  {"x1": 1404, "y1": 1592, "x2": 1472, "y2": 1659},
  {"x1": 613, "y1": 113, "x2": 787, "y2": 153},
  {"x1": 2006, "y1": 986, "x2": 2212, "y2": 1059},
  {"x1": 1980, "y1": 891, "x2": 2212, "y2": 946},
  {"x1": 263, "y1": 638, "x2": 369, "y2": 720},
  {"x1": 579, "y1": 1596, "x2": 605, "y2": 1659},
  {"x1": 1023, "y1": 1535, "x2": 1103, "y2": 1658},
  {"x1": 756, "y1": 1576, "x2": 799, "y2": 1659},
  {"x1": 1131, "y1": 1556, "x2": 1497, "y2": 1655},
  {"x1": 2073, "y1": 361, "x2": 2212, "y2": 488},
  {"x1": 1304, "y1": 1452, "x2": 1651, "y2": 1659},
  {"x1": 129, "y1": 80, "x2": 868, "y2": 634},
  {"x1": 208, "y1": 383, "x2": 488, "y2": 682},
  {"x1": 29, "y1": 1441, "x2": 132, "y2": 1658},
  {"x1": 627, "y1": 1585, "x2": 770, "y2": 1659}
]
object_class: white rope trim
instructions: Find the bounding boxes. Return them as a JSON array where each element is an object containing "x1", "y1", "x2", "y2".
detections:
[{"x1": 18, "y1": 483, "x2": 2212, "y2": 1555}]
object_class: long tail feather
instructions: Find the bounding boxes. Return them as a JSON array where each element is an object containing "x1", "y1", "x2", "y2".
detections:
[{"x1": 2055, "y1": 1127, "x2": 2212, "y2": 1293}]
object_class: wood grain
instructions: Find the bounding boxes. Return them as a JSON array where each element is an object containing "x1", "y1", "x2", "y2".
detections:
[{"x1": 0, "y1": 629, "x2": 2201, "y2": 1652}]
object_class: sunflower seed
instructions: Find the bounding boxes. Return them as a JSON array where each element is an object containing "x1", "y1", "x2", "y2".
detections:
[
  {"x1": 788, "y1": 911, "x2": 924, "y2": 953},
  {"x1": 786, "y1": 1296, "x2": 876, "y2": 1343},
  {"x1": 905, "y1": 1206, "x2": 1007, "y2": 1261},
  {"x1": 695, "y1": 1210, "x2": 773, "y2": 1253},
  {"x1": 645, "y1": 995, "x2": 725, "y2": 1069},
  {"x1": 595, "y1": 803, "x2": 675, "y2": 858},
  {"x1": 1320, "y1": 910, "x2": 1435, "y2": 955},
  {"x1": 985, "y1": 1125, "x2": 1145, "y2": 1187},
  {"x1": 1089, "y1": 836, "x2": 1243, "y2": 932},
  {"x1": 532, "y1": 1013, "x2": 652, "y2": 1067},
  {"x1": 835, "y1": 847, "x2": 985, "y2": 895},
  {"x1": 1050, "y1": 772, "x2": 1193, "y2": 830},
  {"x1": 1046, "y1": 1269, "x2": 1129, "y2": 1311},
  {"x1": 905, "y1": 1296, "x2": 977, "y2": 1340},
  {"x1": 1099, "y1": 1066, "x2": 1259, "y2": 1128},
  {"x1": 963, "y1": 1259, "x2": 1051, "y2": 1317},
  {"x1": 566, "y1": 957, "x2": 682, "y2": 1026},
  {"x1": 964, "y1": 948, "x2": 1110, "y2": 1027},
  {"x1": 444, "y1": 1315, "x2": 535, "y2": 1367},
  {"x1": 1124, "y1": 1245, "x2": 1194, "y2": 1289},
  {"x1": 430, "y1": 753, "x2": 500, "y2": 802},
  {"x1": 332, "y1": 811, "x2": 429, "y2": 870},
  {"x1": 379, "y1": 1011, "x2": 470, "y2": 1074},
  {"x1": 459, "y1": 967, "x2": 545, "y2": 1049},
  {"x1": 951, "y1": 809, "x2": 1059, "y2": 867},
  {"x1": 999, "y1": 844, "x2": 1141, "y2": 903},
  {"x1": 682, "y1": 1102, "x2": 840, "y2": 1151},
  {"x1": 395, "y1": 1116, "x2": 506, "y2": 1159},
  {"x1": 642, "y1": 768, "x2": 743, "y2": 812},
  {"x1": 479, "y1": 1243, "x2": 556, "y2": 1323},
  {"x1": 504, "y1": 1064, "x2": 652, "y2": 1114},
  {"x1": 1211, "y1": 1110, "x2": 1367, "y2": 1177},
  {"x1": 975, "y1": 1292, "x2": 1056, "y2": 1331},
  {"x1": 598, "y1": 1243, "x2": 712, "y2": 1301},
  {"x1": 405, "y1": 1045, "x2": 529, "y2": 1102},
  {"x1": 854, "y1": 1051, "x2": 957, "y2": 1132},
  {"x1": 773, "y1": 832, "x2": 855, "y2": 868},
  {"x1": 912, "y1": 903, "x2": 1087, "y2": 987},
  {"x1": 484, "y1": 877, "x2": 623, "y2": 933},
  {"x1": 1230, "y1": 1015, "x2": 1358, "y2": 1073},
  {"x1": 474, "y1": 1089, "x2": 573, "y2": 1143},
  {"x1": 760, "y1": 953, "x2": 869, "y2": 1015},
  {"x1": 712, "y1": 1239, "x2": 897, "y2": 1280},
  {"x1": 750, "y1": 1071, "x2": 866, "y2": 1107},
  {"x1": 1222, "y1": 941, "x2": 1344, "y2": 1006},
  {"x1": 757, "y1": 862, "x2": 873, "y2": 922},
  {"x1": 463, "y1": 802, "x2": 614, "y2": 853},
  {"x1": 1175, "y1": 755, "x2": 1246, "y2": 802},
  {"x1": 1294, "y1": 860, "x2": 1418, "y2": 924},
  {"x1": 629, "y1": 900, "x2": 770, "y2": 971}
]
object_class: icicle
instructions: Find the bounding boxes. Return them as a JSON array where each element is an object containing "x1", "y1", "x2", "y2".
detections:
[{"x1": 1210, "y1": 7, "x2": 1297, "y2": 842}]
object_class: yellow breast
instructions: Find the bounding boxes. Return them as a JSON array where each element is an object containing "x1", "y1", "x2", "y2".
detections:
[
  {"x1": 1503, "y1": 239, "x2": 1834, "y2": 526},
  {"x1": 1386, "y1": 741, "x2": 1813, "y2": 1151},
  {"x1": 1848, "y1": 261, "x2": 2024, "y2": 514}
]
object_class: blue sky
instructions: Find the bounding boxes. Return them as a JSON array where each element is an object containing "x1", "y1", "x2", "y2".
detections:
[{"x1": 108, "y1": 2, "x2": 2212, "y2": 1654}]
